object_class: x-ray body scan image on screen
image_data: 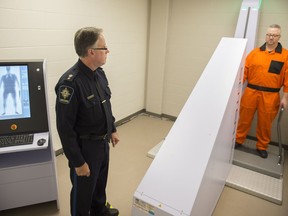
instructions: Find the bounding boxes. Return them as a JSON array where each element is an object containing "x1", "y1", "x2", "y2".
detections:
[{"x1": 0, "y1": 65, "x2": 31, "y2": 120}]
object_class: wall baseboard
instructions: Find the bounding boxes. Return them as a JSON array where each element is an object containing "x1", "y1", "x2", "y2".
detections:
[{"x1": 55, "y1": 148, "x2": 64, "y2": 156}]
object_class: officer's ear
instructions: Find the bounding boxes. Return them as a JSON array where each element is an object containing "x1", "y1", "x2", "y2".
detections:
[{"x1": 88, "y1": 48, "x2": 94, "y2": 56}]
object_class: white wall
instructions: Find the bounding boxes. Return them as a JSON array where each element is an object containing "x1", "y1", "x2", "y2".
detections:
[
  {"x1": 146, "y1": 0, "x2": 243, "y2": 116},
  {"x1": 146, "y1": 0, "x2": 288, "y2": 116},
  {"x1": 0, "y1": 0, "x2": 149, "y2": 150},
  {"x1": 1, "y1": 0, "x2": 288, "y2": 151},
  {"x1": 146, "y1": 0, "x2": 288, "y2": 144}
]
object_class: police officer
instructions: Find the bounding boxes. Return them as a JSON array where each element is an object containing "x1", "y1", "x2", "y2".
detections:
[{"x1": 55, "y1": 27, "x2": 120, "y2": 216}]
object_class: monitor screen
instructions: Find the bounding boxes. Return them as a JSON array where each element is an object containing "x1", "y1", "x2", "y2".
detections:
[
  {"x1": 0, "y1": 65, "x2": 31, "y2": 120},
  {"x1": 0, "y1": 60, "x2": 49, "y2": 135}
]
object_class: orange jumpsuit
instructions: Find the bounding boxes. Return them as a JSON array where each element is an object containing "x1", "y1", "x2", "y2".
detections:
[{"x1": 236, "y1": 43, "x2": 288, "y2": 150}]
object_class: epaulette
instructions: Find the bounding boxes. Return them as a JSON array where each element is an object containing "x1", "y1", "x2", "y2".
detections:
[{"x1": 64, "y1": 68, "x2": 79, "y2": 82}]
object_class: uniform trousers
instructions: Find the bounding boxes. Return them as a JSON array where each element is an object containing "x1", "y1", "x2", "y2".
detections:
[
  {"x1": 70, "y1": 138, "x2": 109, "y2": 216},
  {"x1": 236, "y1": 88, "x2": 280, "y2": 150}
]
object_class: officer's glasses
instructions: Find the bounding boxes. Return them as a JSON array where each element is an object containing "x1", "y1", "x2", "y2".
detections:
[{"x1": 91, "y1": 47, "x2": 108, "y2": 51}]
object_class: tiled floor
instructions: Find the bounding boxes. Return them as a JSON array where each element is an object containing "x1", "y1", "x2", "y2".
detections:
[{"x1": 1, "y1": 114, "x2": 287, "y2": 216}]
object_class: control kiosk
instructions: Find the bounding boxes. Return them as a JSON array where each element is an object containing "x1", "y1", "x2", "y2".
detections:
[{"x1": 0, "y1": 60, "x2": 59, "y2": 210}]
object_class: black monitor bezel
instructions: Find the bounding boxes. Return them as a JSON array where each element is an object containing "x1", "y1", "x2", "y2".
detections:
[{"x1": 0, "y1": 60, "x2": 49, "y2": 135}]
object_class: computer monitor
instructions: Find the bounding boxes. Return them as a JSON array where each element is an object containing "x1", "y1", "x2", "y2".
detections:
[{"x1": 0, "y1": 60, "x2": 49, "y2": 135}]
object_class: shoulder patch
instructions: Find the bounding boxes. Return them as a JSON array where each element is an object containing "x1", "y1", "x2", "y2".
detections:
[{"x1": 58, "y1": 85, "x2": 74, "y2": 104}]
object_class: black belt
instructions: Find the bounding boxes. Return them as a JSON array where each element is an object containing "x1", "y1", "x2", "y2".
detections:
[
  {"x1": 79, "y1": 134, "x2": 108, "y2": 140},
  {"x1": 247, "y1": 83, "x2": 280, "y2": 92}
]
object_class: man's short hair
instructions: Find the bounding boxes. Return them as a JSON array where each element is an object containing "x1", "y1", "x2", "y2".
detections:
[{"x1": 74, "y1": 27, "x2": 103, "y2": 57}]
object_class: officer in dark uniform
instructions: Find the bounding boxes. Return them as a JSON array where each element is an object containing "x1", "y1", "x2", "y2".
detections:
[{"x1": 55, "y1": 27, "x2": 120, "y2": 216}]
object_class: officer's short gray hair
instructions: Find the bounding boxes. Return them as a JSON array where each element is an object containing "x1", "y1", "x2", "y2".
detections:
[{"x1": 74, "y1": 27, "x2": 103, "y2": 57}]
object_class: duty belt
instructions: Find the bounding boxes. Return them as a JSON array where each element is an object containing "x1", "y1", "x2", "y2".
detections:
[
  {"x1": 79, "y1": 134, "x2": 108, "y2": 140},
  {"x1": 247, "y1": 83, "x2": 280, "y2": 92}
]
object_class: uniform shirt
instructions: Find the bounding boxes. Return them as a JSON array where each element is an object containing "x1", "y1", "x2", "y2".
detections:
[
  {"x1": 55, "y1": 59, "x2": 116, "y2": 167},
  {"x1": 244, "y1": 42, "x2": 288, "y2": 92}
]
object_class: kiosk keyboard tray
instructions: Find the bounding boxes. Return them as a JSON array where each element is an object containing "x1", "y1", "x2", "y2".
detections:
[{"x1": 0, "y1": 134, "x2": 34, "y2": 148}]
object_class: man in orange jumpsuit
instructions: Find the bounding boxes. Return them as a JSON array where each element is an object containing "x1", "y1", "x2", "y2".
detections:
[{"x1": 235, "y1": 24, "x2": 288, "y2": 158}]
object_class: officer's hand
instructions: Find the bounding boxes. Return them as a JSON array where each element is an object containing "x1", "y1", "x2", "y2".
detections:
[
  {"x1": 75, "y1": 162, "x2": 90, "y2": 177},
  {"x1": 111, "y1": 132, "x2": 120, "y2": 147}
]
